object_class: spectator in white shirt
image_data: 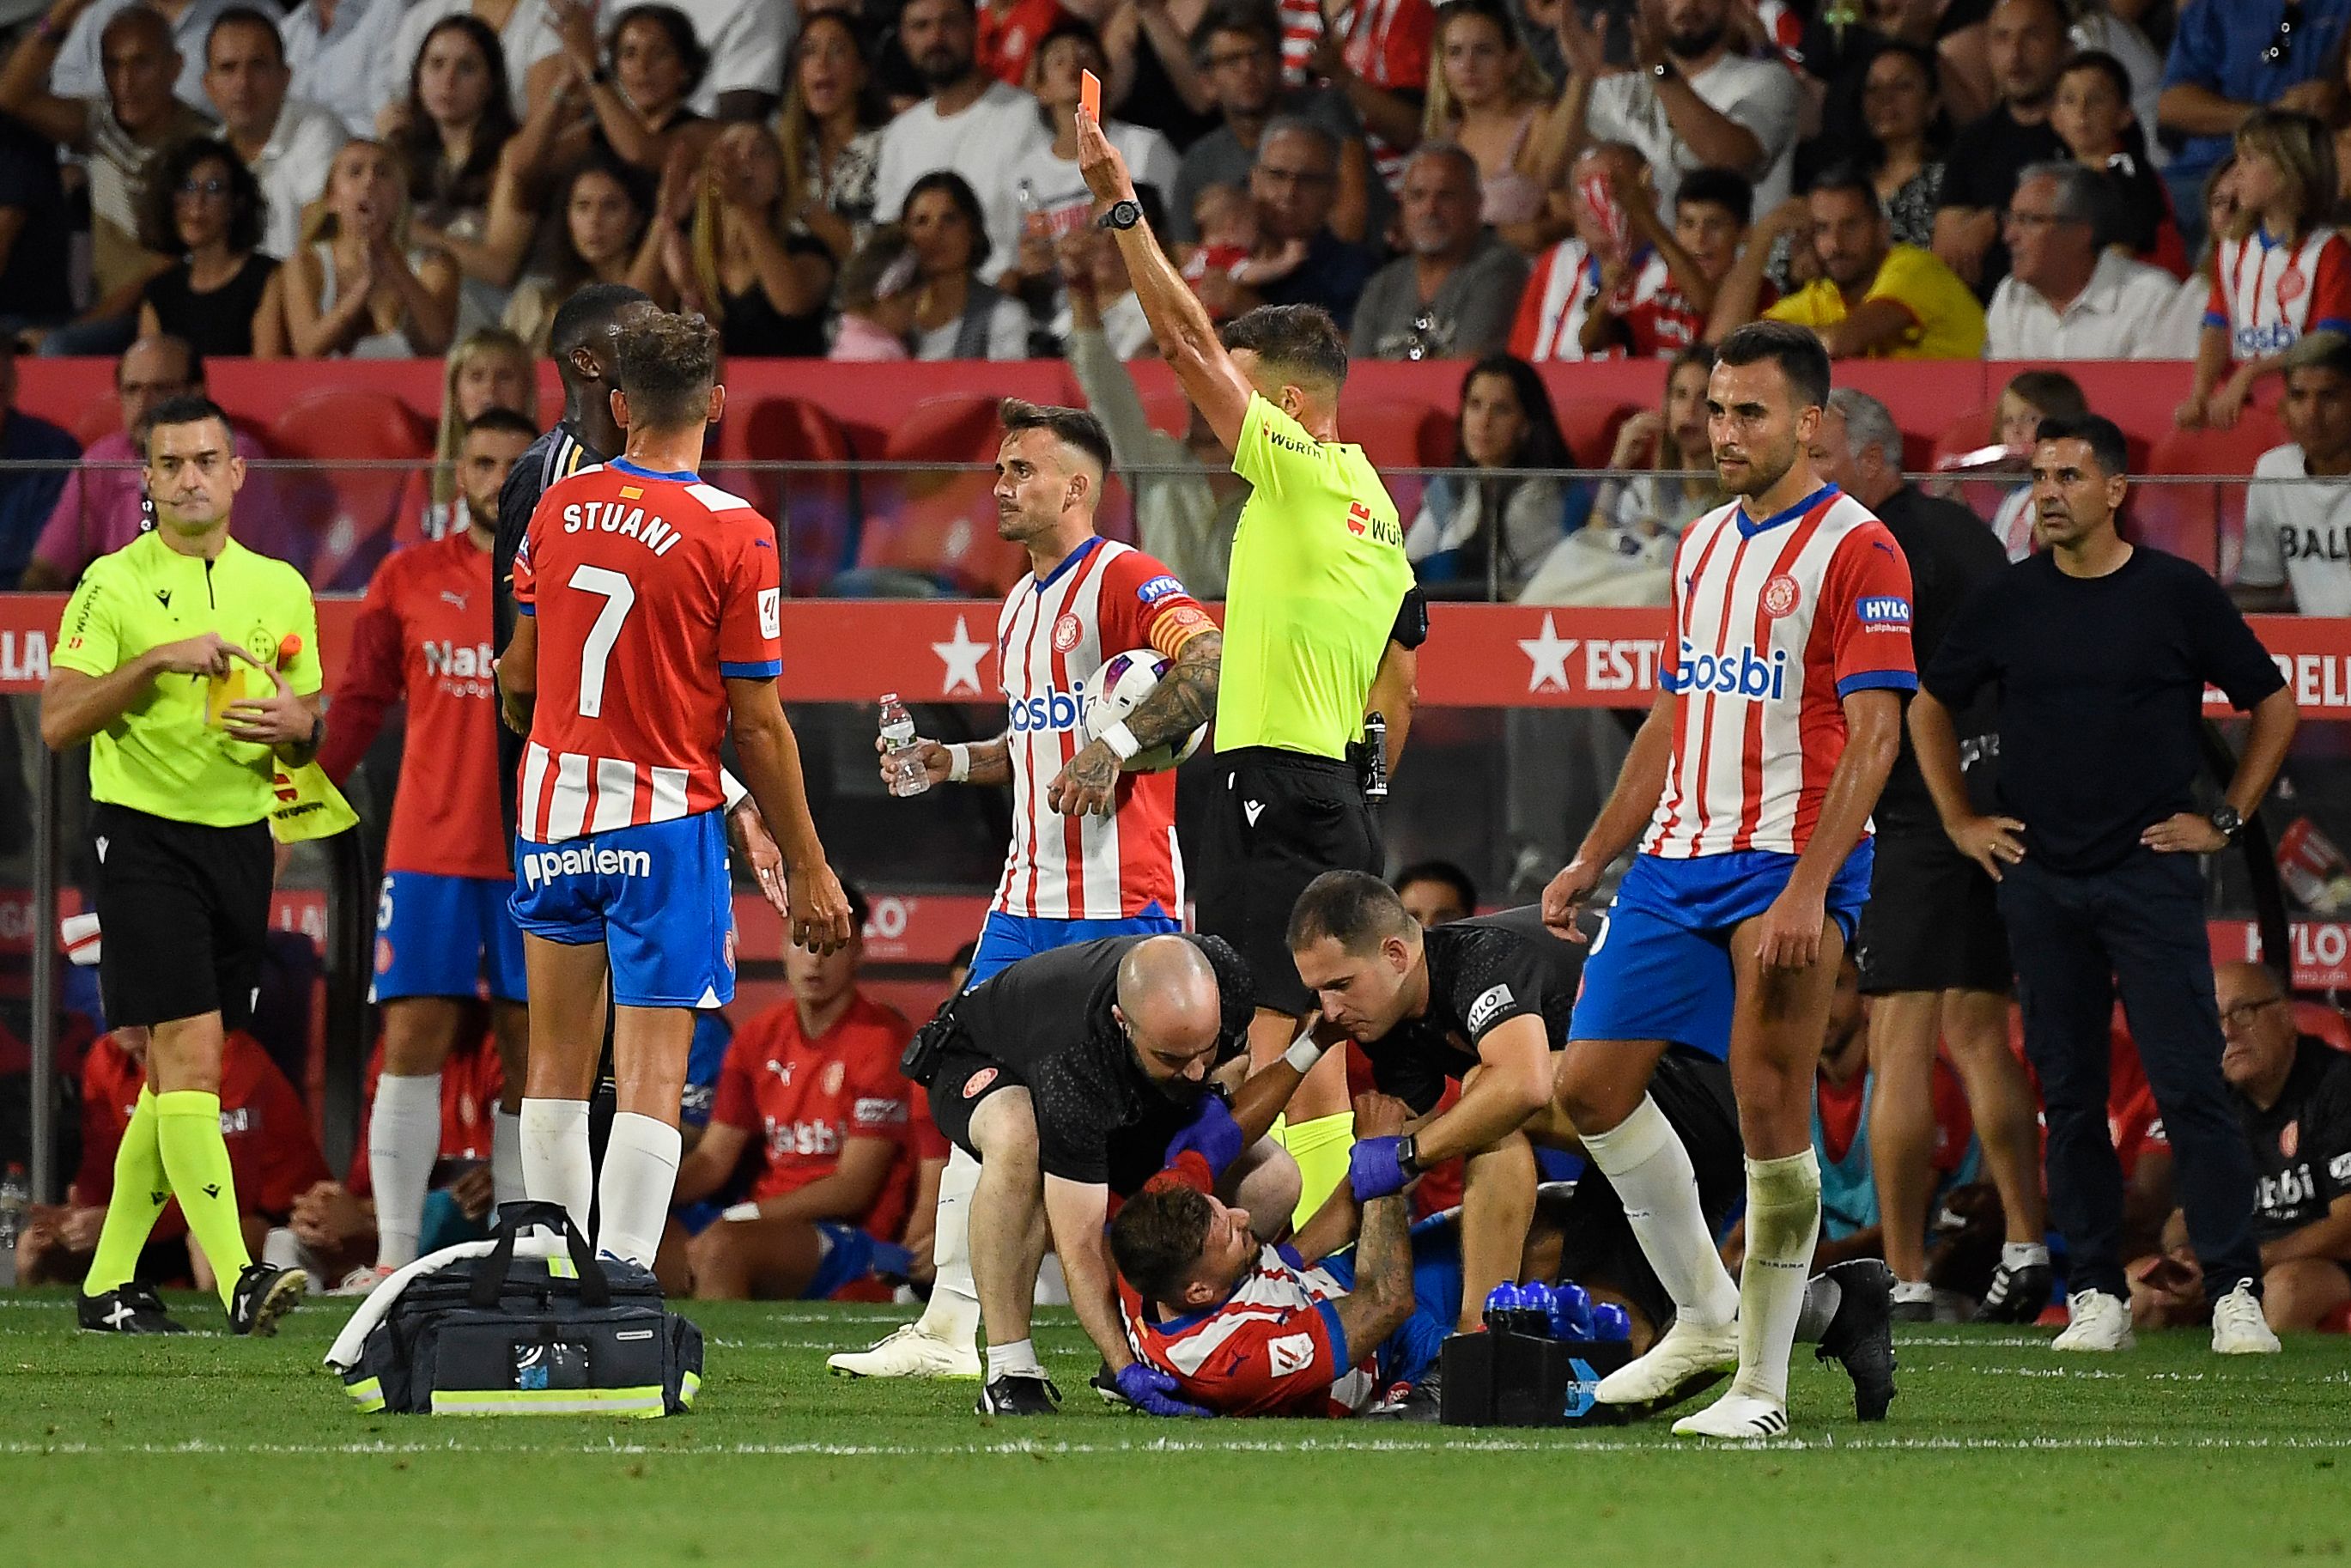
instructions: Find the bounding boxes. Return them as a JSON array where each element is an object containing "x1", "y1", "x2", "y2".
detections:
[
  {"x1": 202, "y1": 7, "x2": 347, "y2": 261},
  {"x1": 1984, "y1": 161, "x2": 2191, "y2": 360},
  {"x1": 2238, "y1": 331, "x2": 2351, "y2": 617},
  {"x1": 872, "y1": 0, "x2": 1050, "y2": 270},
  {"x1": 46, "y1": 0, "x2": 232, "y2": 109},
  {"x1": 900, "y1": 169, "x2": 1029, "y2": 359},
  {"x1": 282, "y1": 0, "x2": 407, "y2": 137},
  {"x1": 1556, "y1": 0, "x2": 1798, "y2": 221},
  {"x1": 375, "y1": 0, "x2": 563, "y2": 126},
  {"x1": 654, "y1": 0, "x2": 787, "y2": 121}
]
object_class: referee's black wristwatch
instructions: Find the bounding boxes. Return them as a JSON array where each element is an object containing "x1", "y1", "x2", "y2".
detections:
[
  {"x1": 2209, "y1": 804, "x2": 2245, "y2": 843},
  {"x1": 1097, "y1": 199, "x2": 1143, "y2": 232},
  {"x1": 1395, "y1": 1134, "x2": 1421, "y2": 1180}
]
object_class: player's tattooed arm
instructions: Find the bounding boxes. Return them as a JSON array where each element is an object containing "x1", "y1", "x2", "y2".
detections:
[
  {"x1": 875, "y1": 731, "x2": 1013, "y2": 789},
  {"x1": 1330, "y1": 1093, "x2": 1418, "y2": 1356},
  {"x1": 1047, "y1": 631, "x2": 1221, "y2": 817}
]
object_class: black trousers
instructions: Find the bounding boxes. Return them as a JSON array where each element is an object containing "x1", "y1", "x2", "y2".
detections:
[{"x1": 1997, "y1": 848, "x2": 2259, "y2": 1301}]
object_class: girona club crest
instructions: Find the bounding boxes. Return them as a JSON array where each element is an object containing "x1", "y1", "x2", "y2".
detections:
[
  {"x1": 1761, "y1": 574, "x2": 1801, "y2": 618},
  {"x1": 1053, "y1": 613, "x2": 1083, "y2": 653}
]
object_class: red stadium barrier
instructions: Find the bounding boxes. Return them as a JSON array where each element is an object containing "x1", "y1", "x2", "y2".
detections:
[
  {"x1": 0, "y1": 594, "x2": 2345, "y2": 714},
  {"x1": 12, "y1": 358, "x2": 2253, "y2": 471}
]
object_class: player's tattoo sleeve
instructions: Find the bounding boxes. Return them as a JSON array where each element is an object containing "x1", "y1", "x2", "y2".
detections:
[
  {"x1": 1332, "y1": 1191, "x2": 1416, "y2": 1358},
  {"x1": 964, "y1": 732, "x2": 1014, "y2": 786},
  {"x1": 1121, "y1": 630, "x2": 1221, "y2": 751}
]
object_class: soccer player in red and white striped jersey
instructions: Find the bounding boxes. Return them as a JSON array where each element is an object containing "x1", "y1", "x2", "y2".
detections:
[
  {"x1": 498, "y1": 310, "x2": 853, "y2": 1270},
  {"x1": 829, "y1": 398, "x2": 1222, "y2": 1382},
  {"x1": 1541, "y1": 322, "x2": 1911, "y2": 1439}
]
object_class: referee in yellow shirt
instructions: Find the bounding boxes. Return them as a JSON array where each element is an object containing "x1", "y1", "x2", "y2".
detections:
[
  {"x1": 41, "y1": 395, "x2": 320, "y2": 1336},
  {"x1": 1073, "y1": 109, "x2": 1425, "y2": 1224}
]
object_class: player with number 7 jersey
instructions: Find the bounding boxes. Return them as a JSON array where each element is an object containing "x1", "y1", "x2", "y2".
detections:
[{"x1": 499, "y1": 308, "x2": 852, "y2": 1268}]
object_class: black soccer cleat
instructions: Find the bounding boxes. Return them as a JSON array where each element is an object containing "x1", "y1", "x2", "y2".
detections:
[
  {"x1": 1362, "y1": 1372, "x2": 1443, "y2": 1423},
  {"x1": 1814, "y1": 1258, "x2": 1898, "y2": 1422},
  {"x1": 77, "y1": 1281, "x2": 187, "y2": 1334},
  {"x1": 228, "y1": 1261, "x2": 307, "y2": 1338},
  {"x1": 1975, "y1": 1260, "x2": 2054, "y2": 1325},
  {"x1": 1090, "y1": 1361, "x2": 1127, "y2": 1407},
  {"x1": 975, "y1": 1373, "x2": 1061, "y2": 1416}
]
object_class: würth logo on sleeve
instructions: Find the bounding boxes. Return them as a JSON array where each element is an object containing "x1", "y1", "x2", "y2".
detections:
[{"x1": 1347, "y1": 501, "x2": 1371, "y2": 536}]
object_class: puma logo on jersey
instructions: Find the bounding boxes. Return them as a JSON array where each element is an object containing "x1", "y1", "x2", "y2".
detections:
[
  {"x1": 1244, "y1": 800, "x2": 1265, "y2": 826},
  {"x1": 440, "y1": 590, "x2": 470, "y2": 611}
]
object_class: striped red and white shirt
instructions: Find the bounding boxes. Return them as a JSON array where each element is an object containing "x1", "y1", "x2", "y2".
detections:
[
  {"x1": 993, "y1": 538, "x2": 1213, "y2": 921},
  {"x1": 1119, "y1": 1243, "x2": 1377, "y2": 1418},
  {"x1": 1643, "y1": 486, "x2": 1917, "y2": 860},
  {"x1": 1276, "y1": 0, "x2": 1433, "y2": 191},
  {"x1": 2205, "y1": 226, "x2": 2351, "y2": 362},
  {"x1": 511, "y1": 458, "x2": 782, "y2": 844},
  {"x1": 1508, "y1": 240, "x2": 1661, "y2": 362}
]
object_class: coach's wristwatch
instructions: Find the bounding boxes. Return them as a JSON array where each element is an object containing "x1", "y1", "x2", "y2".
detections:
[
  {"x1": 1395, "y1": 1134, "x2": 1421, "y2": 1180},
  {"x1": 1097, "y1": 199, "x2": 1144, "y2": 232},
  {"x1": 2209, "y1": 805, "x2": 2245, "y2": 842}
]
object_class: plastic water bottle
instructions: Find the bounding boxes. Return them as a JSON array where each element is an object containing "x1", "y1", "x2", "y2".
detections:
[
  {"x1": 879, "y1": 694, "x2": 929, "y2": 798},
  {"x1": 1549, "y1": 1280, "x2": 1595, "y2": 1341},
  {"x1": 1517, "y1": 1281, "x2": 1557, "y2": 1337},
  {"x1": 0, "y1": 1163, "x2": 27, "y2": 1284},
  {"x1": 1589, "y1": 1302, "x2": 1633, "y2": 1342},
  {"x1": 1482, "y1": 1281, "x2": 1523, "y2": 1334}
]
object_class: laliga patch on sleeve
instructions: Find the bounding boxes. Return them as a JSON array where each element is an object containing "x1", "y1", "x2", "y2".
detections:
[
  {"x1": 1138, "y1": 574, "x2": 1185, "y2": 605},
  {"x1": 1856, "y1": 595, "x2": 1911, "y2": 629},
  {"x1": 1267, "y1": 1333, "x2": 1316, "y2": 1376},
  {"x1": 759, "y1": 587, "x2": 781, "y2": 640},
  {"x1": 1466, "y1": 983, "x2": 1515, "y2": 1036}
]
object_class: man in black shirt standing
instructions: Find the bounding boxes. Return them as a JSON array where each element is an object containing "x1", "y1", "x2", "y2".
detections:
[
  {"x1": 1284, "y1": 872, "x2": 1897, "y2": 1422},
  {"x1": 1911, "y1": 412, "x2": 2300, "y2": 1357},
  {"x1": 908, "y1": 932, "x2": 1299, "y2": 1415},
  {"x1": 2214, "y1": 963, "x2": 2351, "y2": 1334},
  {"x1": 1930, "y1": 0, "x2": 2069, "y2": 299},
  {"x1": 1811, "y1": 388, "x2": 2050, "y2": 1324}
]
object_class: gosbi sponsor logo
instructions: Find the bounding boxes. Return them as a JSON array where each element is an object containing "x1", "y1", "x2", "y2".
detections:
[
  {"x1": 1010, "y1": 681, "x2": 1089, "y2": 733},
  {"x1": 522, "y1": 845, "x2": 653, "y2": 889},
  {"x1": 1674, "y1": 640, "x2": 1789, "y2": 699}
]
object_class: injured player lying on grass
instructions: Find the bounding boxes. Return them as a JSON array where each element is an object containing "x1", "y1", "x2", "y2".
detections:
[{"x1": 1107, "y1": 1093, "x2": 1898, "y2": 1420}]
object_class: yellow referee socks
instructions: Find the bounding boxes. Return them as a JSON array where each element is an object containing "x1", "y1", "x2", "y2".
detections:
[
  {"x1": 154, "y1": 1091, "x2": 252, "y2": 1308},
  {"x1": 1275, "y1": 1111, "x2": 1357, "y2": 1231},
  {"x1": 82, "y1": 1087, "x2": 168, "y2": 1296}
]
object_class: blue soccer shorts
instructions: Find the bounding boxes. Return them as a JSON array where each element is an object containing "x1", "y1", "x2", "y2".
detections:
[
  {"x1": 964, "y1": 903, "x2": 1182, "y2": 989},
  {"x1": 1567, "y1": 844, "x2": 1875, "y2": 1061},
  {"x1": 374, "y1": 872, "x2": 527, "y2": 1004},
  {"x1": 509, "y1": 811, "x2": 735, "y2": 1010}
]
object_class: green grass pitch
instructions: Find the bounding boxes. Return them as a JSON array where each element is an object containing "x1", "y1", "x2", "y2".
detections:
[{"x1": 2, "y1": 1291, "x2": 2348, "y2": 1567}]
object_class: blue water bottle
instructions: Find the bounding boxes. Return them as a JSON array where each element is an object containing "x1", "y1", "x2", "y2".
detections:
[
  {"x1": 1550, "y1": 1280, "x2": 1595, "y2": 1340},
  {"x1": 1589, "y1": 1302, "x2": 1633, "y2": 1342},
  {"x1": 1483, "y1": 1281, "x2": 1522, "y2": 1334},
  {"x1": 1516, "y1": 1281, "x2": 1556, "y2": 1337}
]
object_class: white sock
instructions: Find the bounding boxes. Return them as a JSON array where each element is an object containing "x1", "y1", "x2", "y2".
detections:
[
  {"x1": 1891, "y1": 1279, "x2": 1935, "y2": 1304},
  {"x1": 491, "y1": 1107, "x2": 525, "y2": 1210},
  {"x1": 367, "y1": 1071, "x2": 442, "y2": 1269},
  {"x1": 1581, "y1": 1095, "x2": 1740, "y2": 1328},
  {"x1": 916, "y1": 1146, "x2": 981, "y2": 1346},
  {"x1": 519, "y1": 1097, "x2": 594, "y2": 1239},
  {"x1": 1732, "y1": 1150, "x2": 1822, "y2": 1405},
  {"x1": 596, "y1": 1111, "x2": 682, "y2": 1267},
  {"x1": 1794, "y1": 1273, "x2": 1840, "y2": 1343},
  {"x1": 987, "y1": 1338, "x2": 1042, "y2": 1381},
  {"x1": 2002, "y1": 1240, "x2": 2050, "y2": 1271}
]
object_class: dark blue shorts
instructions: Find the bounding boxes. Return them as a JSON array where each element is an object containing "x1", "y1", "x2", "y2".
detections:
[
  {"x1": 509, "y1": 811, "x2": 735, "y2": 1010},
  {"x1": 1567, "y1": 845, "x2": 1874, "y2": 1061},
  {"x1": 964, "y1": 903, "x2": 1181, "y2": 989},
  {"x1": 374, "y1": 872, "x2": 526, "y2": 1004}
]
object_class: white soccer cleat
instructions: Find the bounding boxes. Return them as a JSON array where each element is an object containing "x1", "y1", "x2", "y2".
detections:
[
  {"x1": 2209, "y1": 1282, "x2": 2281, "y2": 1355},
  {"x1": 1672, "y1": 1389, "x2": 1790, "y2": 1440},
  {"x1": 330, "y1": 1264, "x2": 395, "y2": 1298},
  {"x1": 826, "y1": 1322, "x2": 983, "y2": 1379},
  {"x1": 1595, "y1": 1316, "x2": 1739, "y2": 1408},
  {"x1": 2050, "y1": 1289, "x2": 2135, "y2": 1352}
]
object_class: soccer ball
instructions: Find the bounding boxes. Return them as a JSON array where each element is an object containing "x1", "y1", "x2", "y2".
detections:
[{"x1": 1081, "y1": 648, "x2": 1207, "y2": 773}]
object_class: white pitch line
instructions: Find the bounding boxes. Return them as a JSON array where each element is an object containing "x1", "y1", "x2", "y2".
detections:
[{"x1": 8, "y1": 1433, "x2": 2351, "y2": 1459}]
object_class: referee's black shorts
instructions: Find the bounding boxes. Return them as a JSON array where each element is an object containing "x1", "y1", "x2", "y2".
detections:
[
  {"x1": 91, "y1": 802, "x2": 273, "y2": 1030},
  {"x1": 1855, "y1": 823, "x2": 2013, "y2": 997},
  {"x1": 1194, "y1": 747, "x2": 1382, "y2": 1018}
]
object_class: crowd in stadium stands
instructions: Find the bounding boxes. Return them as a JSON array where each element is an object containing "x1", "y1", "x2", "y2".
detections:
[{"x1": 9, "y1": 0, "x2": 2351, "y2": 1335}]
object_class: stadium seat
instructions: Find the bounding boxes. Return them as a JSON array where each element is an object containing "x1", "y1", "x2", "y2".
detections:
[
  {"x1": 1340, "y1": 398, "x2": 1452, "y2": 523},
  {"x1": 266, "y1": 389, "x2": 434, "y2": 591},
  {"x1": 1142, "y1": 387, "x2": 1192, "y2": 440},
  {"x1": 2293, "y1": 1000, "x2": 2351, "y2": 1054},
  {"x1": 846, "y1": 394, "x2": 1029, "y2": 596},
  {"x1": 713, "y1": 396, "x2": 863, "y2": 597},
  {"x1": 2134, "y1": 410, "x2": 2287, "y2": 580},
  {"x1": 1552, "y1": 398, "x2": 1639, "y2": 469}
]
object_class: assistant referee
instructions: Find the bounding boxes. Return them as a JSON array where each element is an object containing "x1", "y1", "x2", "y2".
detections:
[
  {"x1": 1072, "y1": 108, "x2": 1425, "y2": 1225},
  {"x1": 41, "y1": 394, "x2": 319, "y2": 1337}
]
